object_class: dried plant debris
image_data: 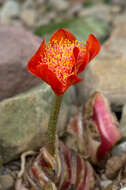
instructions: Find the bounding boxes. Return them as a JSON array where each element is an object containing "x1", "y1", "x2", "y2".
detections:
[{"x1": 15, "y1": 140, "x2": 99, "y2": 190}]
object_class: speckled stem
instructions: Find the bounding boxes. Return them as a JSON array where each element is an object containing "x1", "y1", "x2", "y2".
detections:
[{"x1": 47, "y1": 95, "x2": 63, "y2": 156}]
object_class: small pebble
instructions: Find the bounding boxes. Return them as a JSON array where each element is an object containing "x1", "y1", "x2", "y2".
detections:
[{"x1": 0, "y1": 174, "x2": 14, "y2": 190}]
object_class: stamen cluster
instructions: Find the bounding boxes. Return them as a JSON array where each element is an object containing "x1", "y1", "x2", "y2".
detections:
[{"x1": 41, "y1": 39, "x2": 85, "y2": 85}]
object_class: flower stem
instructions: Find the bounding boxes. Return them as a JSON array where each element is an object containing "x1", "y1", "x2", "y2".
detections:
[{"x1": 47, "y1": 95, "x2": 63, "y2": 156}]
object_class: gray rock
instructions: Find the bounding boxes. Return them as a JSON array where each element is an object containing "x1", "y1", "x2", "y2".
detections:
[
  {"x1": 36, "y1": 11, "x2": 57, "y2": 27},
  {"x1": 49, "y1": 0, "x2": 69, "y2": 11},
  {"x1": 0, "y1": 84, "x2": 77, "y2": 163},
  {"x1": 76, "y1": 13, "x2": 126, "y2": 111},
  {"x1": 111, "y1": 0, "x2": 126, "y2": 8},
  {"x1": 0, "y1": 0, "x2": 4, "y2": 5},
  {"x1": 0, "y1": 0, "x2": 20, "y2": 24},
  {"x1": 0, "y1": 25, "x2": 41, "y2": 101},
  {"x1": 79, "y1": 4, "x2": 111, "y2": 22},
  {"x1": 112, "y1": 141, "x2": 126, "y2": 156},
  {"x1": 0, "y1": 174, "x2": 14, "y2": 190},
  {"x1": 20, "y1": 9, "x2": 36, "y2": 28},
  {"x1": 21, "y1": 0, "x2": 46, "y2": 28},
  {"x1": 22, "y1": 0, "x2": 44, "y2": 10},
  {"x1": 100, "y1": 179, "x2": 112, "y2": 189},
  {"x1": 21, "y1": 0, "x2": 37, "y2": 9}
]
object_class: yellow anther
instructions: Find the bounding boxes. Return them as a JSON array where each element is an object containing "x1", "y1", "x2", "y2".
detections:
[{"x1": 41, "y1": 38, "x2": 86, "y2": 84}]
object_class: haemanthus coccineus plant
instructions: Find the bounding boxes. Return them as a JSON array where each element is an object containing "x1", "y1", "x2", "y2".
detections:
[
  {"x1": 27, "y1": 28, "x2": 101, "y2": 156},
  {"x1": 16, "y1": 29, "x2": 101, "y2": 190}
]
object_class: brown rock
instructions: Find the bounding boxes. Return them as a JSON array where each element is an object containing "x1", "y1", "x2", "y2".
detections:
[
  {"x1": 0, "y1": 0, "x2": 4, "y2": 5},
  {"x1": 105, "y1": 154, "x2": 126, "y2": 179},
  {"x1": 111, "y1": 0, "x2": 126, "y2": 8},
  {"x1": 20, "y1": 9, "x2": 36, "y2": 28},
  {"x1": 0, "y1": 174, "x2": 14, "y2": 190},
  {"x1": 0, "y1": 24, "x2": 41, "y2": 101},
  {"x1": 77, "y1": 13, "x2": 126, "y2": 111}
]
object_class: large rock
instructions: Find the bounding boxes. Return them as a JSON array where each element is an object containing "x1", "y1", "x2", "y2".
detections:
[
  {"x1": 0, "y1": 25, "x2": 41, "y2": 101},
  {"x1": 0, "y1": 84, "x2": 77, "y2": 163},
  {"x1": 76, "y1": 13, "x2": 126, "y2": 111}
]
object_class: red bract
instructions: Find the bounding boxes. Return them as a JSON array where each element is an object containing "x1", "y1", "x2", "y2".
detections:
[
  {"x1": 27, "y1": 28, "x2": 100, "y2": 95},
  {"x1": 92, "y1": 93, "x2": 121, "y2": 160}
]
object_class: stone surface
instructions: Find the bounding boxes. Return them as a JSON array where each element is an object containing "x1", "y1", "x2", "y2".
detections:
[
  {"x1": 49, "y1": 0, "x2": 69, "y2": 11},
  {"x1": 0, "y1": 174, "x2": 14, "y2": 190},
  {"x1": 100, "y1": 179, "x2": 112, "y2": 189},
  {"x1": 76, "y1": 13, "x2": 126, "y2": 111},
  {"x1": 22, "y1": 0, "x2": 43, "y2": 9},
  {"x1": 35, "y1": 15, "x2": 109, "y2": 42},
  {"x1": 36, "y1": 11, "x2": 57, "y2": 27},
  {"x1": 120, "y1": 104, "x2": 126, "y2": 138},
  {"x1": 20, "y1": 9, "x2": 36, "y2": 27},
  {"x1": 111, "y1": 0, "x2": 126, "y2": 8},
  {"x1": 105, "y1": 155, "x2": 126, "y2": 179},
  {"x1": 0, "y1": 84, "x2": 77, "y2": 163},
  {"x1": 112, "y1": 141, "x2": 126, "y2": 156},
  {"x1": 0, "y1": 0, "x2": 112, "y2": 30},
  {"x1": 0, "y1": 25, "x2": 41, "y2": 101},
  {"x1": 79, "y1": 4, "x2": 111, "y2": 22},
  {"x1": 21, "y1": 0, "x2": 45, "y2": 17},
  {"x1": 0, "y1": 0, "x2": 4, "y2": 5},
  {"x1": 0, "y1": 0, "x2": 20, "y2": 24}
]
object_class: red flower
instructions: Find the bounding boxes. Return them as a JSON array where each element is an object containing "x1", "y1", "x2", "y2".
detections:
[{"x1": 27, "y1": 28, "x2": 100, "y2": 95}]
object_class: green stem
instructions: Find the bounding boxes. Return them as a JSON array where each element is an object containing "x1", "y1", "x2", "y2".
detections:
[{"x1": 47, "y1": 95, "x2": 63, "y2": 156}]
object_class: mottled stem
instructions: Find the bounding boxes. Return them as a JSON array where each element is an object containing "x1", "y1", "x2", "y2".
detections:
[{"x1": 47, "y1": 95, "x2": 63, "y2": 156}]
